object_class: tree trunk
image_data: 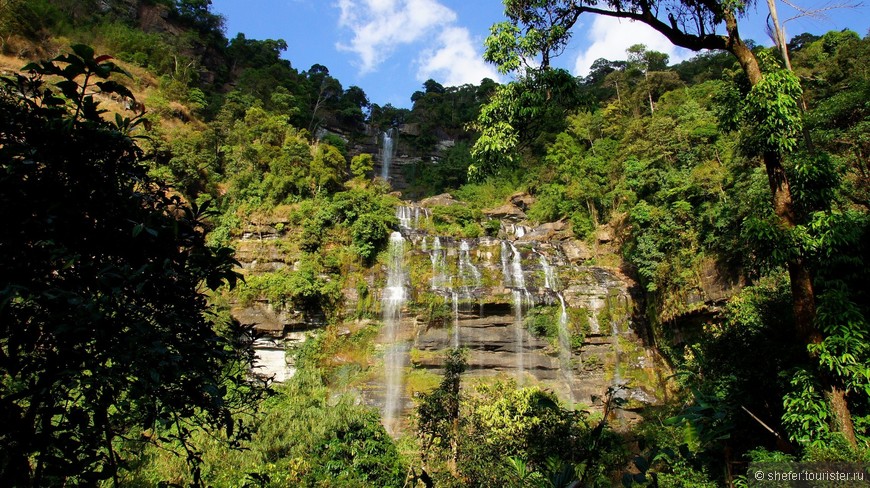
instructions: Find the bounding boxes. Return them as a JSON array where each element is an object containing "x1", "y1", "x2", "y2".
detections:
[
  {"x1": 734, "y1": 33, "x2": 856, "y2": 443},
  {"x1": 757, "y1": 109, "x2": 857, "y2": 449}
]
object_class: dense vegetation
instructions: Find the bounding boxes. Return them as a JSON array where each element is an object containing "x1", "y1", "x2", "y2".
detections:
[{"x1": 0, "y1": 0, "x2": 868, "y2": 486}]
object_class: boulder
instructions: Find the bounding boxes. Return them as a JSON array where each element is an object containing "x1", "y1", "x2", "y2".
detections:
[
  {"x1": 483, "y1": 203, "x2": 526, "y2": 219},
  {"x1": 595, "y1": 225, "x2": 614, "y2": 243},
  {"x1": 420, "y1": 193, "x2": 459, "y2": 207},
  {"x1": 562, "y1": 239, "x2": 593, "y2": 263},
  {"x1": 517, "y1": 221, "x2": 568, "y2": 242},
  {"x1": 509, "y1": 191, "x2": 536, "y2": 210}
]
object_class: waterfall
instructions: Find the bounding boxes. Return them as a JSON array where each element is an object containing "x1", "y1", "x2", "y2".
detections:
[
  {"x1": 454, "y1": 240, "x2": 482, "y2": 349},
  {"x1": 451, "y1": 291, "x2": 460, "y2": 348},
  {"x1": 510, "y1": 242, "x2": 526, "y2": 290},
  {"x1": 556, "y1": 293, "x2": 576, "y2": 406},
  {"x1": 382, "y1": 231, "x2": 407, "y2": 435},
  {"x1": 537, "y1": 250, "x2": 557, "y2": 290},
  {"x1": 458, "y1": 240, "x2": 482, "y2": 296},
  {"x1": 610, "y1": 294, "x2": 628, "y2": 388},
  {"x1": 501, "y1": 241, "x2": 511, "y2": 288},
  {"x1": 507, "y1": 242, "x2": 530, "y2": 383},
  {"x1": 430, "y1": 237, "x2": 448, "y2": 291},
  {"x1": 380, "y1": 128, "x2": 397, "y2": 181}
]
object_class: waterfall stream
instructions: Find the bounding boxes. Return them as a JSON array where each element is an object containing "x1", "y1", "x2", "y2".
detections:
[
  {"x1": 556, "y1": 293, "x2": 576, "y2": 406},
  {"x1": 451, "y1": 291, "x2": 460, "y2": 348},
  {"x1": 370, "y1": 204, "x2": 640, "y2": 426},
  {"x1": 380, "y1": 128, "x2": 397, "y2": 181},
  {"x1": 538, "y1": 250, "x2": 557, "y2": 291},
  {"x1": 507, "y1": 242, "x2": 529, "y2": 383},
  {"x1": 458, "y1": 240, "x2": 481, "y2": 297},
  {"x1": 382, "y1": 231, "x2": 407, "y2": 435}
]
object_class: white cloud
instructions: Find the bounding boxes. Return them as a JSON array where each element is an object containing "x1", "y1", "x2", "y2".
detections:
[
  {"x1": 336, "y1": 0, "x2": 457, "y2": 73},
  {"x1": 416, "y1": 27, "x2": 502, "y2": 86},
  {"x1": 572, "y1": 17, "x2": 693, "y2": 76}
]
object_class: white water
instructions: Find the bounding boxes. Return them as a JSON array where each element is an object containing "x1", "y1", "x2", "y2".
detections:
[
  {"x1": 380, "y1": 128, "x2": 397, "y2": 181},
  {"x1": 507, "y1": 242, "x2": 530, "y2": 383},
  {"x1": 538, "y1": 250, "x2": 557, "y2": 290},
  {"x1": 458, "y1": 240, "x2": 482, "y2": 296},
  {"x1": 510, "y1": 242, "x2": 526, "y2": 289},
  {"x1": 382, "y1": 231, "x2": 407, "y2": 435},
  {"x1": 556, "y1": 293, "x2": 576, "y2": 406},
  {"x1": 397, "y1": 205, "x2": 424, "y2": 231},
  {"x1": 501, "y1": 241, "x2": 511, "y2": 287},
  {"x1": 396, "y1": 206, "x2": 411, "y2": 230},
  {"x1": 252, "y1": 338, "x2": 291, "y2": 383},
  {"x1": 430, "y1": 237, "x2": 448, "y2": 290}
]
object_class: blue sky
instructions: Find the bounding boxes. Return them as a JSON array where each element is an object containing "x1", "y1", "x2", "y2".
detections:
[{"x1": 210, "y1": 0, "x2": 868, "y2": 109}]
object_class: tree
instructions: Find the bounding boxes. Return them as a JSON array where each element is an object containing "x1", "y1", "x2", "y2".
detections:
[
  {"x1": 417, "y1": 348, "x2": 467, "y2": 472},
  {"x1": 310, "y1": 142, "x2": 346, "y2": 193},
  {"x1": 0, "y1": 46, "x2": 265, "y2": 485},
  {"x1": 351, "y1": 153, "x2": 374, "y2": 179},
  {"x1": 484, "y1": 0, "x2": 856, "y2": 445},
  {"x1": 626, "y1": 44, "x2": 671, "y2": 113}
]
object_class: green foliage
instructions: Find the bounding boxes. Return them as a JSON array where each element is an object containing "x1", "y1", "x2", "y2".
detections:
[
  {"x1": 406, "y1": 143, "x2": 474, "y2": 196},
  {"x1": 470, "y1": 70, "x2": 581, "y2": 180},
  {"x1": 234, "y1": 259, "x2": 341, "y2": 316},
  {"x1": 310, "y1": 142, "x2": 346, "y2": 193},
  {"x1": 431, "y1": 205, "x2": 486, "y2": 237},
  {"x1": 350, "y1": 153, "x2": 374, "y2": 178},
  {"x1": 417, "y1": 349, "x2": 467, "y2": 460},
  {"x1": 0, "y1": 46, "x2": 264, "y2": 485},
  {"x1": 127, "y1": 368, "x2": 404, "y2": 487},
  {"x1": 457, "y1": 381, "x2": 626, "y2": 486},
  {"x1": 781, "y1": 368, "x2": 833, "y2": 447},
  {"x1": 740, "y1": 52, "x2": 805, "y2": 156}
]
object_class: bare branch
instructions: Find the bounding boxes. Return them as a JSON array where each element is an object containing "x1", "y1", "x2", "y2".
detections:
[{"x1": 778, "y1": 0, "x2": 864, "y2": 23}]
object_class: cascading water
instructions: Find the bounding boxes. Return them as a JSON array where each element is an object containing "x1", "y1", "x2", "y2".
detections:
[
  {"x1": 451, "y1": 291, "x2": 460, "y2": 348},
  {"x1": 397, "y1": 206, "x2": 411, "y2": 230},
  {"x1": 380, "y1": 128, "x2": 397, "y2": 181},
  {"x1": 501, "y1": 241, "x2": 512, "y2": 288},
  {"x1": 538, "y1": 250, "x2": 557, "y2": 291},
  {"x1": 610, "y1": 294, "x2": 628, "y2": 389},
  {"x1": 458, "y1": 240, "x2": 482, "y2": 296},
  {"x1": 382, "y1": 231, "x2": 407, "y2": 435},
  {"x1": 556, "y1": 293, "x2": 576, "y2": 406},
  {"x1": 507, "y1": 242, "x2": 530, "y2": 383},
  {"x1": 430, "y1": 237, "x2": 448, "y2": 290},
  {"x1": 454, "y1": 240, "x2": 482, "y2": 349}
]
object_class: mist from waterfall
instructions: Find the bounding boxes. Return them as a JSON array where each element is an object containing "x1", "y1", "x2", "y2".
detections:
[{"x1": 382, "y1": 231, "x2": 407, "y2": 435}]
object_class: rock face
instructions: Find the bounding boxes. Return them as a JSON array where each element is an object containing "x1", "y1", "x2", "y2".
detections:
[
  {"x1": 230, "y1": 202, "x2": 671, "y2": 431},
  {"x1": 357, "y1": 205, "x2": 670, "y2": 428}
]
